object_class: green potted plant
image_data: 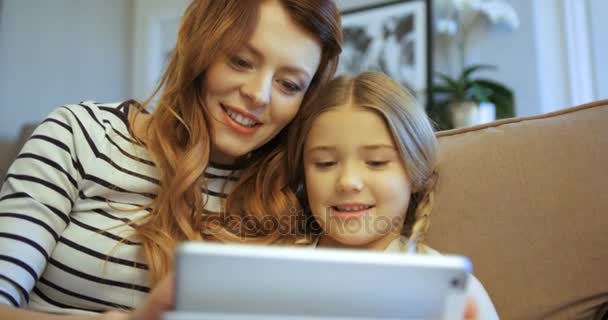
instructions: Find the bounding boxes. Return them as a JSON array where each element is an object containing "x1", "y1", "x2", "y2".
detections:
[
  {"x1": 427, "y1": 0, "x2": 518, "y2": 130},
  {"x1": 429, "y1": 64, "x2": 514, "y2": 129}
]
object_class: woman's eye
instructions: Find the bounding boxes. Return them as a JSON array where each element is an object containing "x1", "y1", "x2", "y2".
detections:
[
  {"x1": 278, "y1": 80, "x2": 303, "y2": 94},
  {"x1": 230, "y1": 56, "x2": 253, "y2": 69},
  {"x1": 314, "y1": 161, "x2": 336, "y2": 169},
  {"x1": 367, "y1": 160, "x2": 389, "y2": 168}
]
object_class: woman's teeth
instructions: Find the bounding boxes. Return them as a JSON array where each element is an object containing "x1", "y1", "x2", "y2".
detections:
[{"x1": 225, "y1": 108, "x2": 258, "y2": 127}]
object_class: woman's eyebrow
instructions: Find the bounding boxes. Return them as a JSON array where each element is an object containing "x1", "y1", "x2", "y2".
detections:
[
  {"x1": 243, "y1": 43, "x2": 313, "y2": 79},
  {"x1": 282, "y1": 66, "x2": 312, "y2": 80},
  {"x1": 241, "y1": 43, "x2": 263, "y2": 59}
]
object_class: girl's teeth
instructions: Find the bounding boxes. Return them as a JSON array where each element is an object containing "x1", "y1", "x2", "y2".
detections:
[
  {"x1": 226, "y1": 109, "x2": 257, "y2": 127},
  {"x1": 336, "y1": 205, "x2": 369, "y2": 211}
]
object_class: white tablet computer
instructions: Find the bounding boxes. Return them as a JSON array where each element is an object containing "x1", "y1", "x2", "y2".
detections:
[{"x1": 164, "y1": 241, "x2": 472, "y2": 320}]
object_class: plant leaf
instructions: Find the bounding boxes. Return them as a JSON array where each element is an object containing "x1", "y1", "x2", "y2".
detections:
[
  {"x1": 471, "y1": 78, "x2": 515, "y2": 118},
  {"x1": 467, "y1": 84, "x2": 492, "y2": 102},
  {"x1": 429, "y1": 85, "x2": 454, "y2": 94},
  {"x1": 462, "y1": 64, "x2": 497, "y2": 78},
  {"x1": 473, "y1": 78, "x2": 513, "y2": 96},
  {"x1": 435, "y1": 72, "x2": 460, "y2": 88},
  {"x1": 433, "y1": 72, "x2": 466, "y2": 100}
]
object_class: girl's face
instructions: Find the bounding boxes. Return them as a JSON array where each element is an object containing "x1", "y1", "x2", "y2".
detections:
[
  {"x1": 303, "y1": 105, "x2": 413, "y2": 249},
  {"x1": 205, "y1": 0, "x2": 322, "y2": 164}
]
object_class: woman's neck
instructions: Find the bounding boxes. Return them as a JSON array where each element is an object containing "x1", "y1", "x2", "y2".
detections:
[
  {"x1": 209, "y1": 147, "x2": 238, "y2": 166},
  {"x1": 129, "y1": 107, "x2": 151, "y2": 144}
]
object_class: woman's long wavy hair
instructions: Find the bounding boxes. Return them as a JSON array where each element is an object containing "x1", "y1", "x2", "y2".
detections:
[
  {"x1": 130, "y1": 0, "x2": 342, "y2": 284},
  {"x1": 287, "y1": 72, "x2": 438, "y2": 250}
]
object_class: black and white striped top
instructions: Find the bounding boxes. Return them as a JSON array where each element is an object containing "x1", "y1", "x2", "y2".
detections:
[{"x1": 0, "y1": 101, "x2": 238, "y2": 314}]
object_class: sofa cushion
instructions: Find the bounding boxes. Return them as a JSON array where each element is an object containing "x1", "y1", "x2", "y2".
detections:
[{"x1": 427, "y1": 100, "x2": 608, "y2": 319}]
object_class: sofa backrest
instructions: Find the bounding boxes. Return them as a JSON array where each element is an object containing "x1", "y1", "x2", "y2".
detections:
[
  {"x1": 0, "y1": 123, "x2": 38, "y2": 180},
  {"x1": 427, "y1": 100, "x2": 608, "y2": 319}
]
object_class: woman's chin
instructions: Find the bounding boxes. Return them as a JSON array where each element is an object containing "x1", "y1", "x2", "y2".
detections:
[{"x1": 209, "y1": 143, "x2": 250, "y2": 165}]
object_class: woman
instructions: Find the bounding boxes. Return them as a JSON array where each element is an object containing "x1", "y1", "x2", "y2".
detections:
[{"x1": 0, "y1": 0, "x2": 342, "y2": 319}]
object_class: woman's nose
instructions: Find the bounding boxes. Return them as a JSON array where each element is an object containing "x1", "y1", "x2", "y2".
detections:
[{"x1": 240, "y1": 74, "x2": 272, "y2": 108}]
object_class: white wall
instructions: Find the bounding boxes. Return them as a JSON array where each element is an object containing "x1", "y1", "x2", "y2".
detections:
[
  {"x1": 589, "y1": 0, "x2": 608, "y2": 100},
  {"x1": 530, "y1": 0, "x2": 606, "y2": 111},
  {"x1": 337, "y1": 0, "x2": 395, "y2": 11},
  {"x1": 0, "y1": 0, "x2": 133, "y2": 139},
  {"x1": 531, "y1": 0, "x2": 569, "y2": 113},
  {"x1": 131, "y1": 0, "x2": 189, "y2": 102}
]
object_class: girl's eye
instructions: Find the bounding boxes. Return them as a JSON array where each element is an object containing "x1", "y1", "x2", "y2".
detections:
[
  {"x1": 278, "y1": 79, "x2": 303, "y2": 94},
  {"x1": 367, "y1": 160, "x2": 389, "y2": 168},
  {"x1": 230, "y1": 56, "x2": 253, "y2": 69},
  {"x1": 314, "y1": 161, "x2": 336, "y2": 169}
]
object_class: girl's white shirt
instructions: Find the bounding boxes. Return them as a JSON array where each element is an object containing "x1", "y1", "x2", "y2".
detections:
[{"x1": 310, "y1": 235, "x2": 500, "y2": 319}]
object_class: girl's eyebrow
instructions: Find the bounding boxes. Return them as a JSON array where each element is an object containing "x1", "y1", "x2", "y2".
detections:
[
  {"x1": 305, "y1": 145, "x2": 335, "y2": 153},
  {"x1": 306, "y1": 144, "x2": 396, "y2": 153},
  {"x1": 361, "y1": 144, "x2": 396, "y2": 150}
]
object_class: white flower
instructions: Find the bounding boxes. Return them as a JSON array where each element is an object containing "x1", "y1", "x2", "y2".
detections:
[
  {"x1": 436, "y1": 18, "x2": 459, "y2": 36},
  {"x1": 478, "y1": 0, "x2": 520, "y2": 29},
  {"x1": 451, "y1": 0, "x2": 482, "y2": 11}
]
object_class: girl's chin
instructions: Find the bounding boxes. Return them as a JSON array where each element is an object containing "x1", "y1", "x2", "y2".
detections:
[{"x1": 329, "y1": 233, "x2": 381, "y2": 247}]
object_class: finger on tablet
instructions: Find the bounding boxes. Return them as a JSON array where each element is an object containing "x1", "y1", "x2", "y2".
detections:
[{"x1": 464, "y1": 297, "x2": 478, "y2": 320}]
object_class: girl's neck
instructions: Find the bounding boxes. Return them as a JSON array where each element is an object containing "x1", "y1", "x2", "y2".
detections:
[{"x1": 317, "y1": 232, "x2": 401, "y2": 251}]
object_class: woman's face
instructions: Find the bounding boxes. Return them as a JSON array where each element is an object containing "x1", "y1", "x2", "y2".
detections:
[
  {"x1": 205, "y1": 0, "x2": 322, "y2": 164},
  {"x1": 303, "y1": 106, "x2": 412, "y2": 249}
]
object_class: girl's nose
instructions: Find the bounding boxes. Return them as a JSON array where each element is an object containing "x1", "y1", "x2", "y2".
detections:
[{"x1": 336, "y1": 163, "x2": 364, "y2": 193}]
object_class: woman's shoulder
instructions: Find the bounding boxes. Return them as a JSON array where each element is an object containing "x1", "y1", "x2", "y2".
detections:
[
  {"x1": 44, "y1": 100, "x2": 145, "y2": 146},
  {"x1": 54, "y1": 100, "x2": 133, "y2": 131}
]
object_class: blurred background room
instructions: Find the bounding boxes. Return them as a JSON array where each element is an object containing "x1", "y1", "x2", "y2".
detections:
[{"x1": 1, "y1": 0, "x2": 607, "y2": 176}]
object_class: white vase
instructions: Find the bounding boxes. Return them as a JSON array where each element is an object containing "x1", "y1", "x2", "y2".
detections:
[{"x1": 449, "y1": 101, "x2": 496, "y2": 128}]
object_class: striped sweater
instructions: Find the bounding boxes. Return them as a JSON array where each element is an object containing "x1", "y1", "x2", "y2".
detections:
[{"x1": 0, "y1": 101, "x2": 237, "y2": 314}]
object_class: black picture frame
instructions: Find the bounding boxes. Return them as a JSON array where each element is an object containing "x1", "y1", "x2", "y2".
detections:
[{"x1": 338, "y1": 0, "x2": 433, "y2": 108}]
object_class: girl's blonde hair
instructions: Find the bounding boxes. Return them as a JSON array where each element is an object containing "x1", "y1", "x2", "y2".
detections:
[
  {"x1": 287, "y1": 72, "x2": 438, "y2": 250},
  {"x1": 129, "y1": 0, "x2": 342, "y2": 284}
]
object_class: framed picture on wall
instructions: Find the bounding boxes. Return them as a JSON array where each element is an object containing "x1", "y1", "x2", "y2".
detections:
[{"x1": 338, "y1": 0, "x2": 432, "y2": 106}]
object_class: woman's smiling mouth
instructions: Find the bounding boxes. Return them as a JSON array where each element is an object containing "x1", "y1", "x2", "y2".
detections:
[{"x1": 221, "y1": 103, "x2": 262, "y2": 134}]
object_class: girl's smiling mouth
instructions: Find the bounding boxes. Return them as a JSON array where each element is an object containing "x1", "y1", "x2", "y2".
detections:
[{"x1": 331, "y1": 203, "x2": 375, "y2": 220}]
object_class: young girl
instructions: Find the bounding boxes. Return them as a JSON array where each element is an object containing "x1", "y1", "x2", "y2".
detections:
[{"x1": 287, "y1": 72, "x2": 499, "y2": 319}]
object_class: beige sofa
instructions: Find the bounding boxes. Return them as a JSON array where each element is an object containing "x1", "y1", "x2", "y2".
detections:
[
  {"x1": 2, "y1": 101, "x2": 607, "y2": 319},
  {"x1": 0, "y1": 124, "x2": 36, "y2": 181},
  {"x1": 428, "y1": 100, "x2": 608, "y2": 319}
]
